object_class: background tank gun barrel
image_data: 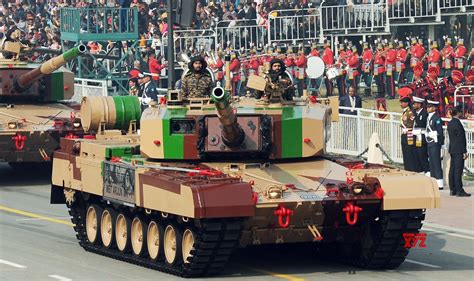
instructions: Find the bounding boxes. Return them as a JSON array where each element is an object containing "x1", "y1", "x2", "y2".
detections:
[
  {"x1": 15, "y1": 44, "x2": 87, "y2": 92},
  {"x1": 211, "y1": 87, "x2": 245, "y2": 148}
]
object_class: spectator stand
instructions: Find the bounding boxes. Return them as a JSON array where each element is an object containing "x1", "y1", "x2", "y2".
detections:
[
  {"x1": 60, "y1": 6, "x2": 139, "y2": 95},
  {"x1": 439, "y1": 0, "x2": 474, "y2": 15},
  {"x1": 163, "y1": 29, "x2": 217, "y2": 63},
  {"x1": 216, "y1": 19, "x2": 267, "y2": 51},
  {"x1": 387, "y1": 0, "x2": 442, "y2": 25}
]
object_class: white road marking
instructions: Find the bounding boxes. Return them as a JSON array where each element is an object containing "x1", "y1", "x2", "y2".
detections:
[
  {"x1": 423, "y1": 222, "x2": 474, "y2": 235},
  {"x1": 423, "y1": 227, "x2": 474, "y2": 240},
  {"x1": 405, "y1": 259, "x2": 441, "y2": 268},
  {"x1": 16, "y1": 217, "x2": 70, "y2": 222},
  {"x1": 48, "y1": 275, "x2": 72, "y2": 281},
  {"x1": 0, "y1": 259, "x2": 27, "y2": 268}
]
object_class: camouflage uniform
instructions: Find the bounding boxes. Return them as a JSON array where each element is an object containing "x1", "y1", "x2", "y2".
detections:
[
  {"x1": 181, "y1": 56, "x2": 214, "y2": 98},
  {"x1": 181, "y1": 72, "x2": 213, "y2": 98}
]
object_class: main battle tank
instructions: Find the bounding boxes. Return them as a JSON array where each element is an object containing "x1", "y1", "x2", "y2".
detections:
[
  {"x1": 51, "y1": 57, "x2": 440, "y2": 277},
  {"x1": 0, "y1": 44, "x2": 86, "y2": 165}
]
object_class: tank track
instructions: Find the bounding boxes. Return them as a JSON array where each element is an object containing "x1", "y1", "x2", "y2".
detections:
[
  {"x1": 348, "y1": 209, "x2": 425, "y2": 269},
  {"x1": 68, "y1": 198, "x2": 243, "y2": 278}
]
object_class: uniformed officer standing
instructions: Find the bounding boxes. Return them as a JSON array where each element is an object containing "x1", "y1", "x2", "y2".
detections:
[
  {"x1": 373, "y1": 43, "x2": 386, "y2": 97},
  {"x1": 447, "y1": 106, "x2": 471, "y2": 197},
  {"x1": 399, "y1": 88, "x2": 417, "y2": 171},
  {"x1": 396, "y1": 41, "x2": 408, "y2": 84},
  {"x1": 426, "y1": 98, "x2": 445, "y2": 190},
  {"x1": 412, "y1": 96, "x2": 430, "y2": 175},
  {"x1": 347, "y1": 45, "x2": 360, "y2": 91}
]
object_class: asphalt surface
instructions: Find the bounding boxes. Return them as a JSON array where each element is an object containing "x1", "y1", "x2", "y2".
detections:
[{"x1": 0, "y1": 163, "x2": 473, "y2": 281}]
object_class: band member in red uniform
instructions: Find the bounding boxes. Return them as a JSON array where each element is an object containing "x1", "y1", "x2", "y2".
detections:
[
  {"x1": 347, "y1": 45, "x2": 360, "y2": 91},
  {"x1": 373, "y1": 43, "x2": 386, "y2": 97},
  {"x1": 260, "y1": 46, "x2": 274, "y2": 75},
  {"x1": 396, "y1": 41, "x2": 408, "y2": 84},
  {"x1": 208, "y1": 49, "x2": 224, "y2": 86},
  {"x1": 229, "y1": 51, "x2": 241, "y2": 96},
  {"x1": 384, "y1": 42, "x2": 397, "y2": 99},
  {"x1": 409, "y1": 38, "x2": 425, "y2": 81},
  {"x1": 454, "y1": 38, "x2": 467, "y2": 71},
  {"x1": 284, "y1": 46, "x2": 295, "y2": 79},
  {"x1": 310, "y1": 42, "x2": 320, "y2": 57},
  {"x1": 426, "y1": 66, "x2": 446, "y2": 116},
  {"x1": 248, "y1": 47, "x2": 260, "y2": 77},
  {"x1": 322, "y1": 41, "x2": 334, "y2": 97},
  {"x1": 294, "y1": 46, "x2": 307, "y2": 97},
  {"x1": 410, "y1": 62, "x2": 428, "y2": 98},
  {"x1": 361, "y1": 42, "x2": 373, "y2": 96},
  {"x1": 441, "y1": 38, "x2": 454, "y2": 78},
  {"x1": 148, "y1": 51, "x2": 166, "y2": 84},
  {"x1": 428, "y1": 41, "x2": 441, "y2": 70},
  {"x1": 336, "y1": 44, "x2": 347, "y2": 97}
]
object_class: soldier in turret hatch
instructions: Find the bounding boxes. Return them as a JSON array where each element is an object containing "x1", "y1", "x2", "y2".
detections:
[
  {"x1": 181, "y1": 56, "x2": 214, "y2": 99},
  {"x1": 256, "y1": 58, "x2": 295, "y2": 102}
]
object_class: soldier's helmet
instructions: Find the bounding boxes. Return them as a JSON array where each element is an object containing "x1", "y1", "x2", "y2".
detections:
[
  {"x1": 431, "y1": 41, "x2": 438, "y2": 49},
  {"x1": 188, "y1": 56, "x2": 208, "y2": 71},
  {"x1": 398, "y1": 41, "x2": 404, "y2": 48},
  {"x1": 458, "y1": 38, "x2": 464, "y2": 45},
  {"x1": 324, "y1": 40, "x2": 330, "y2": 48},
  {"x1": 411, "y1": 37, "x2": 417, "y2": 45},
  {"x1": 445, "y1": 37, "x2": 452, "y2": 45}
]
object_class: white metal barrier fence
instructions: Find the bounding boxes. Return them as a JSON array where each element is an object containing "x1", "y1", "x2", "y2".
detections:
[
  {"x1": 268, "y1": 8, "x2": 320, "y2": 44},
  {"x1": 327, "y1": 107, "x2": 474, "y2": 173},
  {"x1": 216, "y1": 20, "x2": 268, "y2": 51},
  {"x1": 72, "y1": 78, "x2": 109, "y2": 103},
  {"x1": 388, "y1": 0, "x2": 441, "y2": 22},
  {"x1": 162, "y1": 29, "x2": 216, "y2": 60},
  {"x1": 440, "y1": 0, "x2": 474, "y2": 10},
  {"x1": 320, "y1": 3, "x2": 387, "y2": 33}
]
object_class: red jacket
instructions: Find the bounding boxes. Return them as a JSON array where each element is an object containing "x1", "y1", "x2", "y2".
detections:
[
  {"x1": 361, "y1": 49, "x2": 373, "y2": 72},
  {"x1": 348, "y1": 52, "x2": 360, "y2": 78},
  {"x1": 442, "y1": 45, "x2": 454, "y2": 68},
  {"x1": 209, "y1": 57, "x2": 224, "y2": 80},
  {"x1": 229, "y1": 58, "x2": 240, "y2": 82},
  {"x1": 248, "y1": 58, "x2": 260, "y2": 75},
  {"x1": 294, "y1": 54, "x2": 307, "y2": 79},
  {"x1": 148, "y1": 57, "x2": 165, "y2": 81},
  {"x1": 396, "y1": 48, "x2": 408, "y2": 71},
  {"x1": 454, "y1": 45, "x2": 467, "y2": 68},
  {"x1": 428, "y1": 49, "x2": 441, "y2": 66},
  {"x1": 373, "y1": 51, "x2": 385, "y2": 74},
  {"x1": 322, "y1": 47, "x2": 334, "y2": 66},
  {"x1": 310, "y1": 49, "x2": 320, "y2": 57},
  {"x1": 129, "y1": 68, "x2": 140, "y2": 78}
]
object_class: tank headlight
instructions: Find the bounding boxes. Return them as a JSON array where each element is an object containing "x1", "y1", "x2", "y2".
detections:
[
  {"x1": 351, "y1": 183, "x2": 364, "y2": 195},
  {"x1": 8, "y1": 121, "x2": 18, "y2": 129},
  {"x1": 266, "y1": 185, "x2": 283, "y2": 199}
]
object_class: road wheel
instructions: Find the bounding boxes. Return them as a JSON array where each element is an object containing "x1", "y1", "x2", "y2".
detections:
[
  {"x1": 182, "y1": 228, "x2": 196, "y2": 264},
  {"x1": 85, "y1": 204, "x2": 102, "y2": 244},
  {"x1": 131, "y1": 216, "x2": 147, "y2": 256},
  {"x1": 100, "y1": 208, "x2": 117, "y2": 248},
  {"x1": 115, "y1": 212, "x2": 131, "y2": 252},
  {"x1": 164, "y1": 224, "x2": 182, "y2": 266},
  {"x1": 147, "y1": 220, "x2": 164, "y2": 261}
]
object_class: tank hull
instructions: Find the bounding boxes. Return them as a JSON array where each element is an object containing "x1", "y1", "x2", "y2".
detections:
[
  {"x1": 51, "y1": 137, "x2": 439, "y2": 277},
  {"x1": 0, "y1": 103, "x2": 82, "y2": 164}
]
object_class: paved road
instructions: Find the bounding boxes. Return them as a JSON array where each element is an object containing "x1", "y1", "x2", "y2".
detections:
[{"x1": 1, "y1": 163, "x2": 473, "y2": 281}]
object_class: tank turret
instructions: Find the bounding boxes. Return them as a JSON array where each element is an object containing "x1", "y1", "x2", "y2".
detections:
[
  {"x1": 210, "y1": 87, "x2": 245, "y2": 148},
  {"x1": 0, "y1": 44, "x2": 86, "y2": 102}
]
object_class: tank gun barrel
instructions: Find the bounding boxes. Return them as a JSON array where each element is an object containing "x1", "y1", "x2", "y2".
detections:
[
  {"x1": 211, "y1": 87, "x2": 245, "y2": 148},
  {"x1": 15, "y1": 44, "x2": 87, "y2": 92}
]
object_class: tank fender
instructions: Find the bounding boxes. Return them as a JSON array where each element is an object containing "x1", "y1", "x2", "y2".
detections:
[
  {"x1": 50, "y1": 184, "x2": 66, "y2": 204},
  {"x1": 378, "y1": 174, "x2": 441, "y2": 210}
]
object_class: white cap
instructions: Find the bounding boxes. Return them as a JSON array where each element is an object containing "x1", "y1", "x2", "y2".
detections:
[
  {"x1": 413, "y1": 96, "x2": 424, "y2": 103},
  {"x1": 427, "y1": 99, "x2": 439, "y2": 105}
]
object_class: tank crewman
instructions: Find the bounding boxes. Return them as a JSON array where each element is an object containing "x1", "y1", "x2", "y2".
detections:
[
  {"x1": 361, "y1": 42, "x2": 373, "y2": 94},
  {"x1": 181, "y1": 56, "x2": 214, "y2": 99},
  {"x1": 428, "y1": 41, "x2": 441, "y2": 70},
  {"x1": 412, "y1": 95, "x2": 430, "y2": 175},
  {"x1": 148, "y1": 51, "x2": 166, "y2": 85},
  {"x1": 138, "y1": 73, "x2": 159, "y2": 110},
  {"x1": 453, "y1": 38, "x2": 467, "y2": 72},
  {"x1": 346, "y1": 45, "x2": 360, "y2": 91},
  {"x1": 385, "y1": 42, "x2": 397, "y2": 99},
  {"x1": 396, "y1": 41, "x2": 408, "y2": 84},
  {"x1": 257, "y1": 58, "x2": 295, "y2": 102},
  {"x1": 399, "y1": 87, "x2": 417, "y2": 172},
  {"x1": 294, "y1": 46, "x2": 307, "y2": 97},
  {"x1": 229, "y1": 51, "x2": 241, "y2": 96},
  {"x1": 441, "y1": 38, "x2": 454, "y2": 78},
  {"x1": 426, "y1": 97, "x2": 445, "y2": 190},
  {"x1": 336, "y1": 44, "x2": 348, "y2": 97},
  {"x1": 373, "y1": 43, "x2": 386, "y2": 97}
]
